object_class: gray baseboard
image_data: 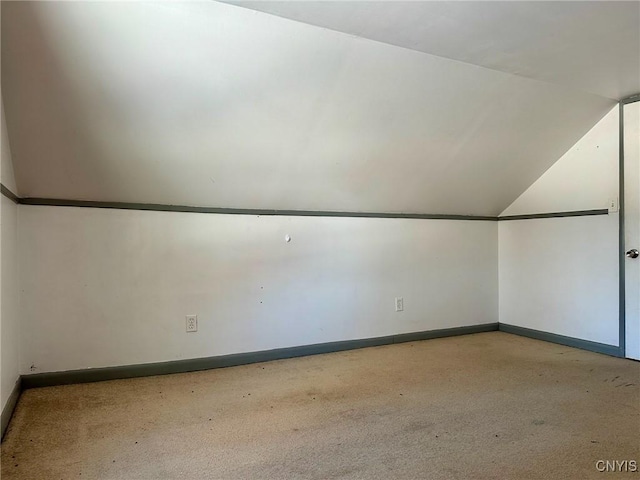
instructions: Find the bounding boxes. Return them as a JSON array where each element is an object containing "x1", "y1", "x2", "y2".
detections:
[
  {"x1": 7, "y1": 321, "x2": 626, "y2": 433},
  {"x1": 499, "y1": 323, "x2": 622, "y2": 357},
  {"x1": 21, "y1": 323, "x2": 499, "y2": 389},
  {"x1": 1, "y1": 378, "x2": 22, "y2": 440}
]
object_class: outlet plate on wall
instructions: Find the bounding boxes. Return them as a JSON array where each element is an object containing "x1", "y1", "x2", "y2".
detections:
[
  {"x1": 186, "y1": 315, "x2": 198, "y2": 332},
  {"x1": 395, "y1": 297, "x2": 404, "y2": 312}
]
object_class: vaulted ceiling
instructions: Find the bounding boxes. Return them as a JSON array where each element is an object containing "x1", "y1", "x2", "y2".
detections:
[
  {"x1": 2, "y1": 1, "x2": 635, "y2": 215},
  {"x1": 228, "y1": 1, "x2": 640, "y2": 101}
]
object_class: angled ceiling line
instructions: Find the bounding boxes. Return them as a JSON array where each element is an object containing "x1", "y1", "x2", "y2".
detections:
[{"x1": 220, "y1": 1, "x2": 625, "y2": 102}]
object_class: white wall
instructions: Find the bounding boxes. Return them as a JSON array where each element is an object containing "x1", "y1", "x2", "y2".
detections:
[
  {"x1": 1, "y1": 197, "x2": 19, "y2": 408},
  {"x1": 19, "y1": 206, "x2": 498, "y2": 374},
  {"x1": 499, "y1": 216, "x2": 618, "y2": 345},
  {"x1": 499, "y1": 106, "x2": 619, "y2": 346},
  {"x1": 1, "y1": 99, "x2": 21, "y2": 411}
]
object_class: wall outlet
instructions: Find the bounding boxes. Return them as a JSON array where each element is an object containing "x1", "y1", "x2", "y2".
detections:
[
  {"x1": 395, "y1": 297, "x2": 404, "y2": 312},
  {"x1": 608, "y1": 197, "x2": 619, "y2": 213},
  {"x1": 186, "y1": 315, "x2": 198, "y2": 333}
]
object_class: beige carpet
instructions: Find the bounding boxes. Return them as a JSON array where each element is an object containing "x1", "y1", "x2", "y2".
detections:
[{"x1": 1, "y1": 332, "x2": 639, "y2": 480}]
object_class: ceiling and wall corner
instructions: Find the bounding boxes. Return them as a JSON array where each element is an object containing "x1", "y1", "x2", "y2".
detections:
[
  {"x1": 497, "y1": 102, "x2": 624, "y2": 352},
  {"x1": 496, "y1": 105, "x2": 621, "y2": 347},
  {"x1": 1, "y1": 1, "x2": 625, "y2": 216},
  {"x1": 227, "y1": 1, "x2": 640, "y2": 101},
  {"x1": 500, "y1": 105, "x2": 620, "y2": 216}
]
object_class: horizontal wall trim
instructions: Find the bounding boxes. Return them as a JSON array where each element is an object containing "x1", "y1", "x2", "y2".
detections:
[
  {"x1": 499, "y1": 323, "x2": 622, "y2": 357},
  {"x1": 16, "y1": 196, "x2": 499, "y2": 221},
  {"x1": 21, "y1": 323, "x2": 499, "y2": 389},
  {"x1": 1, "y1": 185, "x2": 614, "y2": 223},
  {"x1": 498, "y1": 209, "x2": 609, "y2": 221},
  {"x1": 621, "y1": 92, "x2": 640, "y2": 105},
  {"x1": 1, "y1": 378, "x2": 22, "y2": 441},
  {"x1": 0, "y1": 184, "x2": 19, "y2": 204}
]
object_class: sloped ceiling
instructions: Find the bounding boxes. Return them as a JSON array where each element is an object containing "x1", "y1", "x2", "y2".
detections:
[
  {"x1": 1, "y1": 1, "x2": 619, "y2": 215},
  {"x1": 228, "y1": 1, "x2": 640, "y2": 101}
]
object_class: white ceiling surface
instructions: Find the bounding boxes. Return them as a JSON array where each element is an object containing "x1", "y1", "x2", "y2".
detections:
[
  {"x1": 229, "y1": 1, "x2": 640, "y2": 101},
  {"x1": 2, "y1": 1, "x2": 615, "y2": 215}
]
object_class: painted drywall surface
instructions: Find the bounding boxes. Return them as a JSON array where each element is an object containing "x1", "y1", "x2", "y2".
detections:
[
  {"x1": 229, "y1": 1, "x2": 639, "y2": 100},
  {"x1": 2, "y1": 1, "x2": 614, "y2": 215},
  {"x1": 499, "y1": 216, "x2": 618, "y2": 346},
  {"x1": 19, "y1": 206, "x2": 497, "y2": 374},
  {"x1": 1, "y1": 97, "x2": 20, "y2": 410},
  {"x1": 498, "y1": 107, "x2": 619, "y2": 345},
  {"x1": 1, "y1": 196, "x2": 19, "y2": 409},
  {"x1": 499, "y1": 105, "x2": 620, "y2": 346},
  {"x1": 623, "y1": 101, "x2": 640, "y2": 360},
  {"x1": 501, "y1": 105, "x2": 619, "y2": 216}
]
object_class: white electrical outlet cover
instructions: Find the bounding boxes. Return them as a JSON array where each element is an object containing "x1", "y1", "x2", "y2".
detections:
[
  {"x1": 186, "y1": 315, "x2": 198, "y2": 332},
  {"x1": 395, "y1": 297, "x2": 404, "y2": 312}
]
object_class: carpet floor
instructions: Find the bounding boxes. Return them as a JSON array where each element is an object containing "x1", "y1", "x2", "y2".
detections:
[{"x1": 1, "y1": 332, "x2": 639, "y2": 480}]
